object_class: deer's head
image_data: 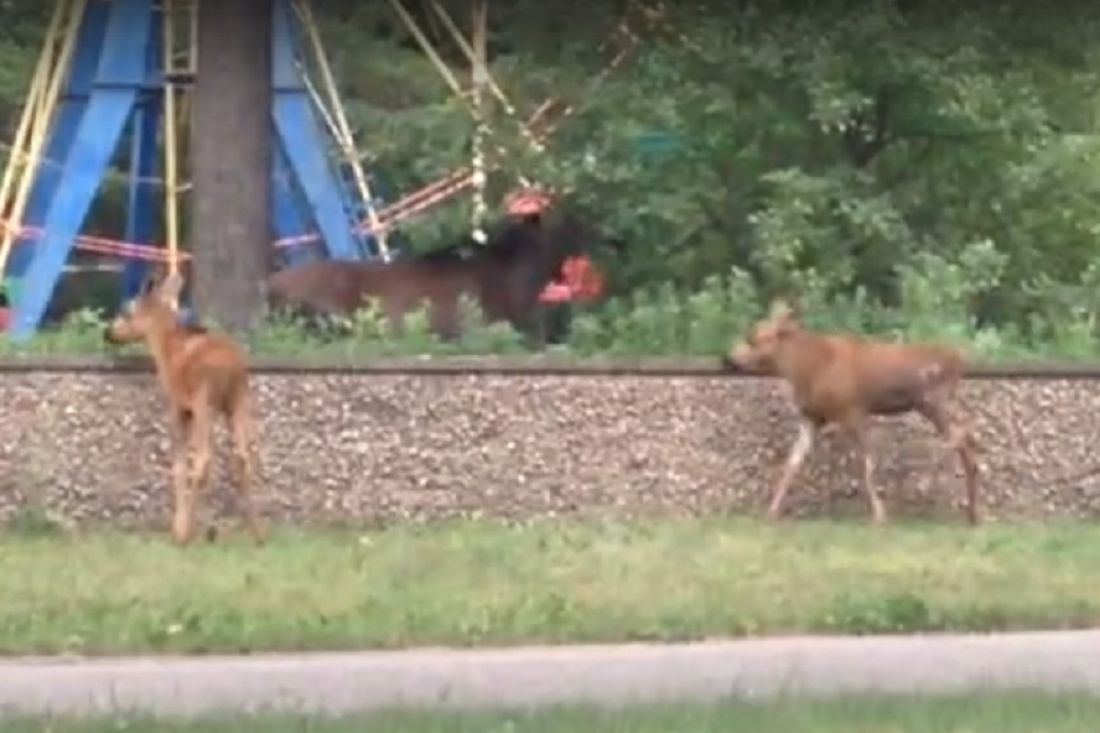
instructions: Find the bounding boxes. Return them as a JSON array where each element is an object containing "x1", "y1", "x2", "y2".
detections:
[
  {"x1": 104, "y1": 269, "x2": 185, "y2": 344},
  {"x1": 727, "y1": 299, "x2": 801, "y2": 372}
]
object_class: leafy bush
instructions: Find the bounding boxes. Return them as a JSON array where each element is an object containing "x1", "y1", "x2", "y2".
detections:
[
  {"x1": 3, "y1": 2, "x2": 1100, "y2": 363},
  {"x1": 565, "y1": 268, "x2": 760, "y2": 356},
  {"x1": 3, "y1": 259, "x2": 1098, "y2": 361}
]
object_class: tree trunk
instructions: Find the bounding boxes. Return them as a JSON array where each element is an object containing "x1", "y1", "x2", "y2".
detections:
[{"x1": 190, "y1": 0, "x2": 272, "y2": 332}]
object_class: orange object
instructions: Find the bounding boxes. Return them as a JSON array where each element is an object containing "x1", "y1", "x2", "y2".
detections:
[
  {"x1": 537, "y1": 254, "x2": 605, "y2": 303},
  {"x1": 538, "y1": 282, "x2": 572, "y2": 303},
  {"x1": 505, "y1": 187, "x2": 553, "y2": 216},
  {"x1": 561, "y1": 254, "x2": 604, "y2": 301}
]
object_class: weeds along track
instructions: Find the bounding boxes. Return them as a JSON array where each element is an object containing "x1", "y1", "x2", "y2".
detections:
[{"x1": 3, "y1": 353, "x2": 1100, "y2": 379}]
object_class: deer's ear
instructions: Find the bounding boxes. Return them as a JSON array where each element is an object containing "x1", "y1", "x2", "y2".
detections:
[
  {"x1": 138, "y1": 268, "x2": 160, "y2": 296},
  {"x1": 158, "y1": 271, "x2": 184, "y2": 308}
]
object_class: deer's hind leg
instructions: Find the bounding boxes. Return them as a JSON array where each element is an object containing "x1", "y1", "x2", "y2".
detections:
[
  {"x1": 916, "y1": 397, "x2": 980, "y2": 525},
  {"x1": 170, "y1": 408, "x2": 194, "y2": 545},
  {"x1": 228, "y1": 392, "x2": 266, "y2": 545},
  {"x1": 176, "y1": 398, "x2": 215, "y2": 544},
  {"x1": 842, "y1": 415, "x2": 887, "y2": 525}
]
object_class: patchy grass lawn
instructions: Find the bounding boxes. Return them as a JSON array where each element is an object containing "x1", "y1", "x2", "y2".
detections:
[
  {"x1": 2, "y1": 516, "x2": 1100, "y2": 655},
  {"x1": 9, "y1": 692, "x2": 1100, "y2": 732}
]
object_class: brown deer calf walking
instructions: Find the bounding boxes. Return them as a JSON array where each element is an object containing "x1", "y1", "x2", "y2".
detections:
[
  {"x1": 104, "y1": 270, "x2": 265, "y2": 545},
  {"x1": 726, "y1": 300, "x2": 980, "y2": 525}
]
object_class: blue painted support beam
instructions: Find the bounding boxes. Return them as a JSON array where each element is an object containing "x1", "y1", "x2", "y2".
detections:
[
  {"x1": 334, "y1": 161, "x2": 384, "y2": 258},
  {"x1": 271, "y1": 142, "x2": 319, "y2": 267},
  {"x1": 7, "y1": 0, "x2": 112, "y2": 279},
  {"x1": 8, "y1": 0, "x2": 153, "y2": 340},
  {"x1": 120, "y1": 7, "x2": 164, "y2": 303},
  {"x1": 270, "y1": 0, "x2": 369, "y2": 262},
  {"x1": 120, "y1": 93, "x2": 162, "y2": 302}
]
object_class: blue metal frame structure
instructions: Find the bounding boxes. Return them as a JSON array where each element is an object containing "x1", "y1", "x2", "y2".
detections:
[
  {"x1": 270, "y1": 0, "x2": 379, "y2": 265},
  {"x1": 8, "y1": 0, "x2": 113, "y2": 282},
  {"x1": 119, "y1": 6, "x2": 164, "y2": 302},
  {"x1": 5, "y1": 0, "x2": 383, "y2": 341},
  {"x1": 8, "y1": 0, "x2": 152, "y2": 338}
]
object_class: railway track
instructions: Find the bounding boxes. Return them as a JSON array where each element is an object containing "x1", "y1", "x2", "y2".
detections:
[{"x1": 1, "y1": 353, "x2": 1098, "y2": 379}]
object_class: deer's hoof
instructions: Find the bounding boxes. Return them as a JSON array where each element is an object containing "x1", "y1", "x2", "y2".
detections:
[{"x1": 171, "y1": 516, "x2": 194, "y2": 546}]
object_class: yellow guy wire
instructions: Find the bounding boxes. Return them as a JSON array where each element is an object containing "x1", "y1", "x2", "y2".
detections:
[
  {"x1": 469, "y1": 0, "x2": 488, "y2": 243},
  {"x1": 428, "y1": 0, "x2": 544, "y2": 154},
  {"x1": 386, "y1": 0, "x2": 466, "y2": 97},
  {"x1": 389, "y1": 0, "x2": 534, "y2": 191},
  {"x1": 25, "y1": 0, "x2": 83, "y2": 216},
  {"x1": 0, "y1": 0, "x2": 85, "y2": 276},
  {"x1": 388, "y1": 0, "x2": 532, "y2": 188},
  {"x1": 292, "y1": 0, "x2": 389, "y2": 257},
  {"x1": 162, "y1": 0, "x2": 180, "y2": 277},
  {"x1": 0, "y1": 2, "x2": 61, "y2": 224},
  {"x1": 300, "y1": 72, "x2": 343, "y2": 147},
  {"x1": 188, "y1": 0, "x2": 197, "y2": 70},
  {"x1": 174, "y1": 0, "x2": 197, "y2": 152}
]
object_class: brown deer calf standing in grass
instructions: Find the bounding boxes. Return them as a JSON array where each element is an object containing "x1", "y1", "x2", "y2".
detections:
[
  {"x1": 104, "y1": 269, "x2": 265, "y2": 546},
  {"x1": 725, "y1": 300, "x2": 980, "y2": 525}
]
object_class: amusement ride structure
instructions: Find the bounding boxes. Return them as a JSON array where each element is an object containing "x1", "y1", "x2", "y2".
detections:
[{"x1": 0, "y1": 0, "x2": 646, "y2": 340}]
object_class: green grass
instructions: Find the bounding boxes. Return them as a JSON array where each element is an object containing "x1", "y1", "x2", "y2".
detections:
[
  {"x1": 9, "y1": 692, "x2": 1100, "y2": 732},
  {"x1": 3, "y1": 516, "x2": 1100, "y2": 656}
]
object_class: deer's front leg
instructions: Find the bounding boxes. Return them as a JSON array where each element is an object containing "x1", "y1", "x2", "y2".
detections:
[{"x1": 767, "y1": 419, "x2": 815, "y2": 520}]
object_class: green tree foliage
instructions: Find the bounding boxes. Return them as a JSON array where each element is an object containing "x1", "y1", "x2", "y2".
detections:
[
  {"x1": 312, "y1": 0, "x2": 1100, "y2": 355},
  {"x1": 3, "y1": 0, "x2": 1100, "y2": 357}
]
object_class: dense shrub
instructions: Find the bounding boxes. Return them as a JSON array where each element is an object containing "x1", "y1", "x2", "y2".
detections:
[{"x1": 1, "y1": 1, "x2": 1100, "y2": 361}]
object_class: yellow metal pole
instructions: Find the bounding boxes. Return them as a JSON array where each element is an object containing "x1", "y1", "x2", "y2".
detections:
[
  {"x1": 387, "y1": 0, "x2": 466, "y2": 97},
  {"x1": 0, "y1": 8, "x2": 70, "y2": 223},
  {"x1": 31, "y1": 0, "x2": 70, "y2": 125},
  {"x1": 188, "y1": 0, "x2": 198, "y2": 72},
  {"x1": 29, "y1": 0, "x2": 83, "y2": 164},
  {"x1": 290, "y1": 0, "x2": 346, "y2": 137},
  {"x1": 175, "y1": 0, "x2": 197, "y2": 194},
  {"x1": 0, "y1": 50, "x2": 50, "y2": 222},
  {"x1": 162, "y1": 0, "x2": 180, "y2": 277},
  {"x1": 388, "y1": 0, "x2": 532, "y2": 191},
  {"x1": 292, "y1": 0, "x2": 389, "y2": 256},
  {"x1": 469, "y1": 0, "x2": 488, "y2": 244},
  {"x1": 0, "y1": 0, "x2": 68, "y2": 223},
  {"x1": 0, "y1": 0, "x2": 84, "y2": 276},
  {"x1": 300, "y1": 71, "x2": 344, "y2": 144}
]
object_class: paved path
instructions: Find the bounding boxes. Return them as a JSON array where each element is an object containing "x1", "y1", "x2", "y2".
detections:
[{"x1": 3, "y1": 630, "x2": 1100, "y2": 718}]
